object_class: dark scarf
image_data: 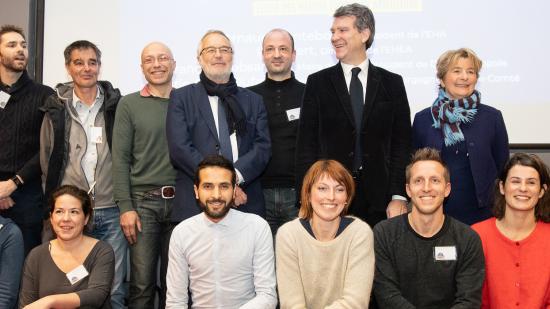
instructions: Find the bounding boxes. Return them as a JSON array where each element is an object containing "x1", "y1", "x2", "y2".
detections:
[
  {"x1": 431, "y1": 88, "x2": 479, "y2": 146},
  {"x1": 200, "y1": 71, "x2": 246, "y2": 136}
]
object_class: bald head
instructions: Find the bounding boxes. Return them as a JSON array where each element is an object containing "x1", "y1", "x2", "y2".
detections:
[
  {"x1": 261, "y1": 28, "x2": 295, "y2": 81},
  {"x1": 141, "y1": 41, "x2": 173, "y2": 61},
  {"x1": 262, "y1": 29, "x2": 294, "y2": 51},
  {"x1": 140, "y1": 41, "x2": 175, "y2": 91}
]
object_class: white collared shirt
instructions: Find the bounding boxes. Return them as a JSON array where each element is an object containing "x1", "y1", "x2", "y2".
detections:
[
  {"x1": 166, "y1": 209, "x2": 277, "y2": 309},
  {"x1": 208, "y1": 95, "x2": 244, "y2": 183},
  {"x1": 341, "y1": 59, "x2": 369, "y2": 102},
  {"x1": 71, "y1": 87, "x2": 103, "y2": 189}
]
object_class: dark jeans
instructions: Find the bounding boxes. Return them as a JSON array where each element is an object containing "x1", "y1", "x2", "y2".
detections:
[
  {"x1": 263, "y1": 187, "x2": 298, "y2": 237},
  {"x1": 0, "y1": 180, "x2": 43, "y2": 256},
  {"x1": 89, "y1": 206, "x2": 128, "y2": 309},
  {"x1": 128, "y1": 192, "x2": 174, "y2": 309}
]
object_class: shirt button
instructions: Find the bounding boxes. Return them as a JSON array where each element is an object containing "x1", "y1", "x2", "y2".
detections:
[
  {"x1": 516, "y1": 302, "x2": 519, "y2": 306},
  {"x1": 515, "y1": 282, "x2": 520, "y2": 287},
  {"x1": 515, "y1": 263, "x2": 520, "y2": 267},
  {"x1": 516, "y1": 242, "x2": 520, "y2": 246}
]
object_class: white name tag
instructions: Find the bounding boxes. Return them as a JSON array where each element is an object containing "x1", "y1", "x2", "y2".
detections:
[
  {"x1": 66, "y1": 264, "x2": 89, "y2": 285},
  {"x1": 0, "y1": 91, "x2": 11, "y2": 109},
  {"x1": 286, "y1": 107, "x2": 300, "y2": 121},
  {"x1": 90, "y1": 126, "x2": 103, "y2": 144},
  {"x1": 434, "y1": 246, "x2": 457, "y2": 261}
]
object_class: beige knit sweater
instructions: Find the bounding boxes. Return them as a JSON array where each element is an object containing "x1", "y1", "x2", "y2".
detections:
[{"x1": 275, "y1": 217, "x2": 374, "y2": 309}]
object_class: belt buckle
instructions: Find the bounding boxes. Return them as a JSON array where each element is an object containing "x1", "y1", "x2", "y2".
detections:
[{"x1": 161, "y1": 186, "x2": 175, "y2": 199}]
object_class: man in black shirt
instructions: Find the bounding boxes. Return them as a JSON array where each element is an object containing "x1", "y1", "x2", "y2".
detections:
[
  {"x1": 0, "y1": 25, "x2": 54, "y2": 255},
  {"x1": 249, "y1": 29, "x2": 305, "y2": 236},
  {"x1": 373, "y1": 148, "x2": 484, "y2": 308}
]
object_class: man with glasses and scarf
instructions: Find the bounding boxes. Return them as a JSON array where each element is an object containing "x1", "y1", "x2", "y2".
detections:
[{"x1": 167, "y1": 30, "x2": 271, "y2": 223}]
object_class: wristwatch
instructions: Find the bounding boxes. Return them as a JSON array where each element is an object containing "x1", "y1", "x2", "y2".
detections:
[{"x1": 11, "y1": 175, "x2": 23, "y2": 187}]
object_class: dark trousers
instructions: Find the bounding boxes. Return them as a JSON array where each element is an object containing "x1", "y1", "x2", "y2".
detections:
[
  {"x1": 349, "y1": 177, "x2": 387, "y2": 228},
  {"x1": 128, "y1": 193, "x2": 174, "y2": 309},
  {"x1": 0, "y1": 179, "x2": 43, "y2": 256}
]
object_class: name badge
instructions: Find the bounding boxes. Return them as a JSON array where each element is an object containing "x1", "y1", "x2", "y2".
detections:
[
  {"x1": 286, "y1": 107, "x2": 300, "y2": 121},
  {"x1": 434, "y1": 246, "x2": 457, "y2": 261},
  {"x1": 90, "y1": 126, "x2": 103, "y2": 144},
  {"x1": 0, "y1": 91, "x2": 11, "y2": 109},
  {"x1": 66, "y1": 264, "x2": 89, "y2": 285}
]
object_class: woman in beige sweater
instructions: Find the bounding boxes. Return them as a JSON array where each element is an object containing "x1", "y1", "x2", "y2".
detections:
[{"x1": 276, "y1": 160, "x2": 374, "y2": 308}]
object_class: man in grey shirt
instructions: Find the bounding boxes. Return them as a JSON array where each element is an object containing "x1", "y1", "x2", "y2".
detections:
[{"x1": 166, "y1": 155, "x2": 277, "y2": 308}]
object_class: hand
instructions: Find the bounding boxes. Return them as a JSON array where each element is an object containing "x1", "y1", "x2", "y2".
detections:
[
  {"x1": 23, "y1": 295, "x2": 54, "y2": 308},
  {"x1": 0, "y1": 179, "x2": 17, "y2": 199},
  {"x1": 386, "y1": 200, "x2": 408, "y2": 218},
  {"x1": 234, "y1": 186, "x2": 248, "y2": 207},
  {"x1": 120, "y1": 210, "x2": 142, "y2": 245},
  {"x1": 0, "y1": 197, "x2": 15, "y2": 210}
]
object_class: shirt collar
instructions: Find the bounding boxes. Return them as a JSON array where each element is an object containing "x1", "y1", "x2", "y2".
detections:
[
  {"x1": 72, "y1": 85, "x2": 102, "y2": 108},
  {"x1": 340, "y1": 58, "x2": 369, "y2": 78},
  {"x1": 139, "y1": 84, "x2": 173, "y2": 98},
  {"x1": 203, "y1": 208, "x2": 236, "y2": 228}
]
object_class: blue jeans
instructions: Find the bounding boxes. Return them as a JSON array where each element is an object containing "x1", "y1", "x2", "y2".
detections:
[
  {"x1": 263, "y1": 187, "x2": 298, "y2": 237},
  {"x1": 89, "y1": 206, "x2": 128, "y2": 309},
  {"x1": 128, "y1": 193, "x2": 174, "y2": 309}
]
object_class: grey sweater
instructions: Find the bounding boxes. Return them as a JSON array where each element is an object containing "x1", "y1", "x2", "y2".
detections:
[
  {"x1": 19, "y1": 240, "x2": 114, "y2": 308},
  {"x1": 373, "y1": 214, "x2": 484, "y2": 309}
]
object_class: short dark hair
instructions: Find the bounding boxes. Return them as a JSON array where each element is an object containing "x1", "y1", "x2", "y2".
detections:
[
  {"x1": 0, "y1": 24, "x2": 25, "y2": 44},
  {"x1": 334, "y1": 3, "x2": 375, "y2": 49},
  {"x1": 406, "y1": 148, "x2": 450, "y2": 183},
  {"x1": 49, "y1": 185, "x2": 93, "y2": 217},
  {"x1": 194, "y1": 155, "x2": 237, "y2": 187},
  {"x1": 493, "y1": 153, "x2": 550, "y2": 222},
  {"x1": 63, "y1": 40, "x2": 102, "y2": 65}
]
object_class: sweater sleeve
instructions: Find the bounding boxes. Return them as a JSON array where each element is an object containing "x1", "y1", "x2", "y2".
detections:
[
  {"x1": 112, "y1": 98, "x2": 136, "y2": 214},
  {"x1": 373, "y1": 223, "x2": 416, "y2": 309},
  {"x1": 76, "y1": 242, "x2": 115, "y2": 307},
  {"x1": 18, "y1": 246, "x2": 41, "y2": 307},
  {"x1": 325, "y1": 222, "x2": 374, "y2": 309},
  {"x1": 276, "y1": 223, "x2": 307, "y2": 309},
  {"x1": 450, "y1": 231, "x2": 484, "y2": 309}
]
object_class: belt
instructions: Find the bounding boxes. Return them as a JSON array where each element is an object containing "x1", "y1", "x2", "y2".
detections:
[{"x1": 146, "y1": 186, "x2": 175, "y2": 199}]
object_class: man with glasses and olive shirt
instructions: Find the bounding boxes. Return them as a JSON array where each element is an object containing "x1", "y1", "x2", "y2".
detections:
[
  {"x1": 248, "y1": 29, "x2": 304, "y2": 236},
  {"x1": 40, "y1": 40, "x2": 127, "y2": 309},
  {"x1": 167, "y1": 30, "x2": 271, "y2": 222},
  {"x1": 112, "y1": 42, "x2": 177, "y2": 308}
]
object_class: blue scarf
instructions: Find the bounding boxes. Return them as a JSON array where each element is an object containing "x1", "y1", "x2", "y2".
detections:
[{"x1": 431, "y1": 88, "x2": 480, "y2": 146}]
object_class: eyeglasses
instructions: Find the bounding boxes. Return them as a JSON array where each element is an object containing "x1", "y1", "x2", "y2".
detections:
[
  {"x1": 142, "y1": 55, "x2": 172, "y2": 65},
  {"x1": 200, "y1": 46, "x2": 233, "y2": 56},
  {"x1": 263, "y1": 46, "x2": 291, "y2": 55}
]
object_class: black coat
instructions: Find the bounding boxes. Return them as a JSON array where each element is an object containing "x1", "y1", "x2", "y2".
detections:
[{"x1": 296, "y1": 62, "x2": 411, "y2": 220}]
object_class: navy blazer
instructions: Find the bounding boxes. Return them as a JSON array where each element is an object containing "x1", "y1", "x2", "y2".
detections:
[
  {"x1": 412, "y1": 103, "x2": 509, "y2": 210},
  {"x1": 296, "y1": 62, "x2": 411, "y2": 216},
  {"x1": 167, "y1": 82, "x2": 271, "y2": 221}
]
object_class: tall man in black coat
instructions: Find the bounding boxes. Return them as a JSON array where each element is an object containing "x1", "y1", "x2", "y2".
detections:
[{"x1": 296, "y1": 3, "x2": 412, "y2": 227}]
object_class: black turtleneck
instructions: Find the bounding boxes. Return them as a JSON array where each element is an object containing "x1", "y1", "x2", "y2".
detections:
[
  {"x1": 248, "y1": 72, "x2": 305, "y2": 188},
  {"x1": 0, "y1": 71, "x2": 55, "y2": 181}
]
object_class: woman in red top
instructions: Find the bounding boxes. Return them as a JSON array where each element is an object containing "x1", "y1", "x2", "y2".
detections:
[{"x1": 472, "y1": 153, "x2": 550, "y2": 308}]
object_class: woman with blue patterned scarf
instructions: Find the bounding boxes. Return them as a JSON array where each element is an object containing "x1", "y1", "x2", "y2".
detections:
[{"x1": 412, "y1": 48, "x2": 509, "y2": 225}]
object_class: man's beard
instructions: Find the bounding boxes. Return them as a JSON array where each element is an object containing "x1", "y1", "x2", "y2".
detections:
[
  {"x1": 0, "y1": 51, "x2": 27, "y2": 73},
  {"x1": 199, "y1": 198, "x2": 233, "y2": 220}
]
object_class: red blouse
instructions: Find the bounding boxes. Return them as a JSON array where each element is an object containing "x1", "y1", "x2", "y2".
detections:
[{"x1": 472, "y1": 218, "x2": 550, "y2": 309}]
